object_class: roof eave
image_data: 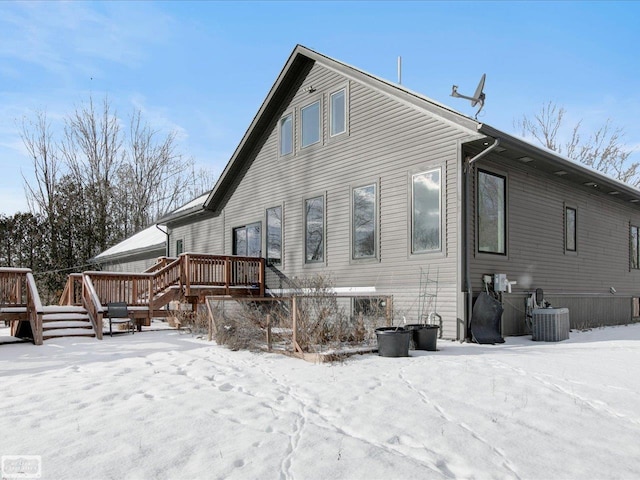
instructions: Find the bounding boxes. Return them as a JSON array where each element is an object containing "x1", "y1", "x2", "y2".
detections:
[{"x1": 476, "y1": 123, "x2": 640, "y2": 201}]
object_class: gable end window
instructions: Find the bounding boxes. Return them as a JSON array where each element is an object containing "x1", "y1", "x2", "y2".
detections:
[
  {"x1": 301, "y1": 101, "x2": 321, "y2": 148},
  {"x1": 305, "y1": 196, "x2": 324, "y2": 263},
  {"x1": 352, "y1": 183, "x2": 377, "y2": 259},
  {"x1": 631, "y1": 225, "x2": 639, "y2": 270},
  {"x1": 412, "y1": 169, "x2": 441, "y2": 253},
  {"x1": 330, "y1": 88, "x2": 346, "y2": 137},
  {"x1": 565, "y1": 206, "x2": 577, "y2": 252},
  {"x1": 478, "y1": 169, "x2": 506, "y2": 255},
  {"x1": 279, "y1": 113, "x2": 293, "y2": 156}
]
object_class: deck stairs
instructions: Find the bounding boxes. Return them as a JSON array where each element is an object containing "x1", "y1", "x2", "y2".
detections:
[
  {"x1": 1, "y1": 253, "x2": 265, "y2": 345},
  {"x1": 41, "y1": 305, "x2": 95, "y2": 340}
]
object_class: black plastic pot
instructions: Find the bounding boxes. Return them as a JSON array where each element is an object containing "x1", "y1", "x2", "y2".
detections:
[
  {"x1": 375, "y1": 327, "x2": 411, "y2": 357},
  {"x1": 406, "y1": 324, "x2": 439, "y2": 351}
]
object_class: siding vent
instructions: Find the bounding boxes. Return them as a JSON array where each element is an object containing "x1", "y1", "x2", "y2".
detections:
[{"x1": 554, "y1": 170, "x2": 568, "y2": 176}]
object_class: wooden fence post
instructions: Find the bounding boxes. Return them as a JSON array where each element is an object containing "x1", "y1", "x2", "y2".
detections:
[{"x1": 266, "y1": 313, "x2": 272, "y2": 351}]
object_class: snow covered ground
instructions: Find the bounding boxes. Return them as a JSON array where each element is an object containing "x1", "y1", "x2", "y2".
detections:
[{"x1": 1, "y1": 324, "x2": 640, "y2": 479}]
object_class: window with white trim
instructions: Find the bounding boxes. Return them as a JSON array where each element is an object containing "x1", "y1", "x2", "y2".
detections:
[
  {"x1": 412, "y1": 169, "x2": 441, "y2": 253},
  {"x1": 301, "y1": 101, "x2": 320, "y2": 148},
  {"x1": 266, "y1": 206, "x2": 282, "y2": 266},
  {"x1": 352, "y1": 183, "x2": 377, "y2": 259},
  {"x1": 305, "y1": 196, "x2": 324, "y2": 263},
  {"x1": 330, "y1": 88, "x2": 346, "y2": 137},
  {"x1": 279, "y1": 113, "x2": 293, "y2": 156}
]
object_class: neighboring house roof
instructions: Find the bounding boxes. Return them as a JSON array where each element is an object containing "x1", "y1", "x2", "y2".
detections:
[
  {"x1": 203, "y1": 44, "x2": 640, "y2": 213},
  {"x1": 93, "y1": 225, "x2": 166, "y2": 263}
]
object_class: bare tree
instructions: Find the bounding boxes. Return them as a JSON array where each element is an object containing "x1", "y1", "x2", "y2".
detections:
[
  {"x1": 61, "y1": 96, "x2": 123, "y2": 252},
  {"x1": 515, "y1": 101, "x2": 638, "y2": 186}
]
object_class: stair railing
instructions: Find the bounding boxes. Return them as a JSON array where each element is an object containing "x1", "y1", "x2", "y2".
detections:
[
  {"x1": 82, "y1": 274, "x2": 104, "y2": 340},
  {"x1": 25, "y1": 271, "x2": 44, "y2": 345}
]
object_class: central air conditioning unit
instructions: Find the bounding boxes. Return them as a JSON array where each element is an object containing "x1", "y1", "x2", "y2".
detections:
[{"x1": 531, "y1": 307, "x2": 570, "y2": 342}]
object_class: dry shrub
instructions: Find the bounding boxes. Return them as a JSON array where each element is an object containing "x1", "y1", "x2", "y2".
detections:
[{"x1": 176, "y1": 308, "x2": 209, "y2": 335}]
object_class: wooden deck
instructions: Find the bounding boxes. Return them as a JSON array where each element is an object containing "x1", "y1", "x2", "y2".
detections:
[{"x1": 1, "y1": 253, "x2": 265, "y2": 344}]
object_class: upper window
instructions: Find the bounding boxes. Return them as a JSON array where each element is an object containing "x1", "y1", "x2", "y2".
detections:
[
  {"x1": 301, "y1": 101, "x2": 320, "y2": 148},
  {"x1": 279, "y1": 114, "x2": 293, "y2": 156},
  {"x1": 565, "y1": 206, "x2": 577, "y2": 252},
  {"x1": 352, "y1": 184, "x2": 377, "y2": 259},
  {"x1": 412, "y1": 169, "x2": 441, "y2": 253},
  {"x1": 478, "y1": 170, "x2": 506, "y2": 255},
  {"x1": 266, "y1": 206, "x2": 282, "y2": 266},
  {"x1": 631, "y1": 225, "x2": 639, "y2": 270},
  {"x1": 305, "y1": 196, "x2": 324, "y2": 263},
  {"x1": 330, "y1": 89, "x2": 346, "y2": 137},
  {"x1": 233, "y1": 223, "x2": 261, "y2": 257}
]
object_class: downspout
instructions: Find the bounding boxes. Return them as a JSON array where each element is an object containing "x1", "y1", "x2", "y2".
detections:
[
  {"x1": 155, "y1": 224, "x2": 170, "y2": 257},
  {"x1": 464, "y1": 137, "x2": 500, "y2": 341}
]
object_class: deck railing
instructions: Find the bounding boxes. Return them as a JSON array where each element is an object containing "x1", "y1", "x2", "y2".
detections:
[
  {"x1": 59, "y1": 273, "x2": 83, "y2": 306},
  {"x1": 151, "y1": 257, "x2": 182, "y2": 297},
  {"x1": 82, "y1": 274, "x2": 103, "y2": 340},
  {"x1": 83, "y1": 271, "x2": 153, "y2": 307},
  {"x1": 0, "y1": 268, "x2": 43, "y2": 345},
  {"x1": 144, "y1": 256, "x2": 178, "y2": 274},
  {"x1": 181, "y1": 253, "x2": 265, "y2": 296}
]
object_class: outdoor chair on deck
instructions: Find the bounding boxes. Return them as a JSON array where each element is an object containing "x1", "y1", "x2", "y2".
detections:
[{"x1": 106, "y1": 302, "x2": 134, "y2": 336}]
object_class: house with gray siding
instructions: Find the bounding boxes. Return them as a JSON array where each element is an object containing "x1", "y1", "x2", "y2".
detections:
[{"x1": 161, "y1": 45, "x2": 640, "y2": 339}]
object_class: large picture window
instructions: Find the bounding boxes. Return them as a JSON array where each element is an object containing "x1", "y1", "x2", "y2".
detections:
[
  {"x1": 279, "y1": 113, "x2": 293, "y2": 156},
  {"x1": 631, "y1": 225, "x2": 639, "y2": 269},
  {"x1": 301, "y1": 101, "x2": 320, "y2": 148},
  {"x1": 412, "y1": 169, "x2": 441, "y2": 253},
  {"x1": 233, "y1": 223, "x2": 261, "y2": 257},
  {"x1": 266, "y1": 206, "x2": 282, "y2": 266},
  {"x1": 330, "y1": 89, "x2": 346, "y2": 137},
  {"x1": 305, "y1": 196, "x2": 324, "y2": 263},
  {"x1": 478, "y1": 170, "x2": 506, "y2": 255},
  {"x1": 565, "y1": 206, "x2": 577, "y2": 252},
  {"x1": 352, "y1": 184, "x2": 377, "y2": 259}
]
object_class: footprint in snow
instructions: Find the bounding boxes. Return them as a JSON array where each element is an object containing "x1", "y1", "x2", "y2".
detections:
[{"x1": 218, "y1": 383, "x2": 233, "y2": 392}]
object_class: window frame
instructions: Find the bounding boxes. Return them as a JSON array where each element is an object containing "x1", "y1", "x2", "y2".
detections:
[
  {"x1": 300, "y1": 100, "x2": 321, "y2": 149},
  {"x1": 477, "y1": 169, "x2": 507, "y2": 256},
  {"x1": 564, "y1": 205, "x2": 577, "y2": 254},
  {"x1": 631, "y1": 224, "x2": 640, "y2": 270},
  {"x1": 232, "y1": 222, "x2": 262, "y2": 258},
  {"x1": 329, "y1": 87, "x2": 347, "y2": 138},
  {"x1": 175, "y1": 239, "x2": 184, "y2": 256},
  {"x1": 304, "y1": 194, "x2": 326, "y2": 265},
  {"x1": 410, "y1": 167, "x2": 443, "y2": 255},
  {"x1": 351, "y1": 181, "x2": 379, "y2": 262},
  {"x1": 278, "y1": 112, "x2": 294, "y2": 157},
  {"x1": 266, "y1": 205, "x2": 283, "y2": 267}
]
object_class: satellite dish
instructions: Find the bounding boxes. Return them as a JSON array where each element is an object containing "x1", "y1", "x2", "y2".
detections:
[{"x1": 451, "y1": 73, "x2": 486, "y2": 118}]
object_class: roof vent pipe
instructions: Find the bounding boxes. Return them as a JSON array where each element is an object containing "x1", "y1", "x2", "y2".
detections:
[{"x1": 464, "y1": 138, "x2": 500, "y2": 341}]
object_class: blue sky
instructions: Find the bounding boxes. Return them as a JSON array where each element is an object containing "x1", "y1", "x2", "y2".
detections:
[{"x1": 1, "y1": 1, "x2": 639, "y2": 215}]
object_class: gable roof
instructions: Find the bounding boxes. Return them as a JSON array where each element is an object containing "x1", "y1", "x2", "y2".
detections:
[
  {"x1": 203, "y1": 44, "x2": 481, "y2": 214},
  {"x1": 203, "y1": 44, "x2": 640, "y2": 213}
]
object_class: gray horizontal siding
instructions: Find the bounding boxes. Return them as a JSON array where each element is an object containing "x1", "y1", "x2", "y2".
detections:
[
  {"x1": 500, "y1": 293, "x2": 633, "y2": 335},
  {"x1": 190, "y1": 61, "x2": 475, "y2": 339},
  {"x1": 471, "y1": 155, "x2": 640, "y2": 331}
]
